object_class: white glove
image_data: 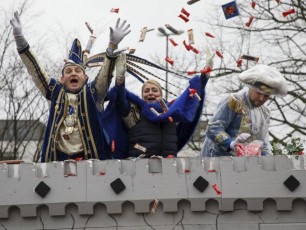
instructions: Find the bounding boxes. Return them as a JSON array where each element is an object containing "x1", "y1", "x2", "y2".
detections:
[
  {"x1": 10, "y1": 11, "x2": 23, "y2": 36},
  {"x1": 115, "y1": 53, "x2": 127, "y2": 85},
  {"x1": 10, "y1": 11, "x2": 28, "y2": 51},
  {"x1": 205, "y1": 47, "x2": 215, "y2": 69},
  {"x1": 109, "y1": 18, "x2": 131, "y2": 46},
  {"x1": 230, "y1": 133, "x2": 251, "y2": 150}
]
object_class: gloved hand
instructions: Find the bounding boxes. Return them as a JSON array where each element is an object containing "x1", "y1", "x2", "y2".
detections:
[
  {"x1": 115, "y1": 53, "x2": 127, "y2": 85},
  {"x1": 230, "y1": 133, "x2": 251, "y2": 150},
  {"x1": 205, "y1": 47, "x2": 215, "y2": 69},
  {"x1": 10, "y1": 11, "x2": 28, "y2": 51},
  {"x1": 109, "y1": 18, "x2": 131, "y2": 46},
  {"x1": 10, "y1": 11, "x2": 23, "y2": 36}
]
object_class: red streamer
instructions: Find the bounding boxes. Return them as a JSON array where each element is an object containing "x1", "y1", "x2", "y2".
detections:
[
  {"x1": 188, "y1": 88, "x2": 201, "y2": 101},
  {"x1": 236, "y1": 58, "x2": 243, "y2": 67},
  {"x1": 111, "y1": 140, "x2": 115, "y2": 152},
  {"x1": 282, "y1": 9, "x2": 296, "y2": 17},
  {"x1": 169, "y1": 38, "x2": 178, "y2": 46},
  {"x1": 251, "y1": 1, "x2": 256, "y2": 9},
  {"x1": 204, "y1": 32, "x2": 215, "y2": 38},
  {"x1": 189, "y1": 88, "x2": 197, "y2": 96},
  {"x1": 183, "y1": 40, "x2": 191, "y2": 51},
  {"x1": 165, "y1": 56, "x2": 174, "y2": 65},
  {"x1": 187, "y1": 71, "x2": 197, "y2": 75},
  {"x1": 200, "y1": 66, "x2": 212, "y2": 74},
  {"x1": 212, "y1": 184, "x2": 222, "y2": 195},
  {"x1": 215, "y1": 50, "x2": 224, "y2": 59},
  {"x1": 110, "y1": 8, "x2": 119, "y2": 13},
  {"x1": 178, "y1": 14, "x2": 190, "y2": 23},
  {"x1": 181, "y1": 8, "x2": 190, "y2": 17},
  {"x1": 189, "y1": 45, "x2": 199, "y2": 54},
  {"x1": 245, "y1": 16, "x2": 254, "y2": 27}
]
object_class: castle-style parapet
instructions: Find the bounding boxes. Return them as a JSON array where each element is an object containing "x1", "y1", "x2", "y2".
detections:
[{"x1": 0, "y1": 156, "x2": 306, "y2": 229}]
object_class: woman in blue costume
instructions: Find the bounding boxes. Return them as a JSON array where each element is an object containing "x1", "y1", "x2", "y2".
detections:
[{"x1": 101, "y1": 50, "x2": 215, "y2": 158}]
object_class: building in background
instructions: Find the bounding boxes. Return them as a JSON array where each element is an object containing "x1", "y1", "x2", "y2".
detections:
[{"x1": 0, "y1": 120, "x2": 45, "y2": 162}]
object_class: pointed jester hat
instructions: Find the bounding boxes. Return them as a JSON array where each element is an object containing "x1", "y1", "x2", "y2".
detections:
[
  {"x1": 62, "y1": 39, "x2": 85, "y2": 74},
  {"x1": 62, "y1": 38, "x2": 105, "y2": 75}
]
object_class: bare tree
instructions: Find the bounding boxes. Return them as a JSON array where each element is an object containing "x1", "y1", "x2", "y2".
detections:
[
  {"x1": 199, "y1": 0, "x2": 306, "y2": 146},
  {"x1": 148, "y1": 0, "x2": 305, "y2": 152},
  {"x1": 0, "y1": 0, "x2": 51, "y2": 161}
]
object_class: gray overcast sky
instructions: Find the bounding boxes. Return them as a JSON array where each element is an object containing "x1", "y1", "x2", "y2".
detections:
[
  {"x1": 1, "y1": 0, "x2": 244, "y2": 102},
  {"x1": 2, "y1": 0, "x2": 230, "y2": 60}
]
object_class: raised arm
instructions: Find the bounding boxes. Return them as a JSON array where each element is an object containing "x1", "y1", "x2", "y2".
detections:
[
  {"x1": 10, "y1": 11, "x2": 28, "y2": 51},
  {"x1": 200, "y1": 47, "x2": 215, "y2": 90},
  {"x1": 10, "y1": 11, "x2": 50, "y2": 97},
  {"x1": 94, "y1": 18, "x2": 131, "y2": 112}
]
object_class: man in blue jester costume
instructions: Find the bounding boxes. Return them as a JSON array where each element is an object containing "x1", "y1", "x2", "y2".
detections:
[
  {"x1": 10, "y1": 11, "x2": 131, "y2": 161},
  {"x1": 101, "y1": 50, "x2": 215, "y2": 158}
]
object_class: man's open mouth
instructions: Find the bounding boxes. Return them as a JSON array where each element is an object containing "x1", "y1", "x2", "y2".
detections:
[{"x1": 70, "y1": 79, "x2": 78, "y2": 85}]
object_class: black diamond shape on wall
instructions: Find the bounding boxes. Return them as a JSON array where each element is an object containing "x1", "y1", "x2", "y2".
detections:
[
  {"x1": 110, "y1": 178, "x2": 126, "y2": 194},
  {"x1": 193, "y1": 176, "x2": 209, "y2": 192},
  {"x1": 35, "y1": 181, "x2": 51, "y2": 198},
  {"x1": 283, "y1": 175, "x2": 300, "y2": 192}
]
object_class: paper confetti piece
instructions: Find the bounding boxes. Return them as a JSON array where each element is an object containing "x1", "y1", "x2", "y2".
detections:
[
  {"x1": 204, "y1": 32, "x2": 215, "y2": 38},
  {"x1": 251, "y1": 1, "x2": 256, "y2": 9},
  {"x1": 282, "y1": 8, "x2": 296, "y2": 17},
  {"x1": 181, "y1": 8, "x2": 190, "y2": 17},
  {"x1": 188, "y1": 29, "x2": 195, "y2": 45},
  {"x1": 189, "y1": 45, "x2": 199, "y2": 54},
  {"x1": 85, "y1": 22, "x2": 93, "y2": 34},
  {"x1": 245, "y1": 16, "x2": 254, "y2": 27},
  {"x1": 165, "y1": 56, "x2": 174, "y2": 65},
  {"x1": 183, "y1": 40, "x2": 191, "y2": 51},
  {"x1": 134, "y1": 143, "x2": 147, "y2": 152},
  {"x1": 111, "y1": 140, "x2": 115, "y2": 152},
  {"x1": 189, "y1": 88, "x2": 201, "y2": 101},
  {"x1": 169, "y1": 38, "x2": 178, "y2": 46},
  {"x1": 139, "y1": 27, "x2": 148, "y2": 42},
  {"x1": 178, "y1": 14, "x2": 190, "y2": 23},
  {"x1": 187, "y1": 0, "x2": 200, "y2": 5},
  {"x1": 129, "y1": 48, "x2": 136, "y2": 54},
  {"x1": 110, "y1": 8, "x2": 119, "y2": 13},
  {"x1": 212, "y1": 184, "x2": 222, "y2": 195},
  {"x1": 216, "y1": 50, "x2": 224, "y2": 59},
  {"x1": 240, "y1": 54, "x2": 259, "y2": 62},
  {"x1": 150, "y1": 199, "x2": 159, "y2": 214},
  {"x1": 200, "y1": 66, "x2": 212, "y2": 74},
  {"x1": 187, "y1": 71, "x2": 197, "y2": 75},
  {"x1": 236, "y1": 58, "x2": 243, "y2": 67}
]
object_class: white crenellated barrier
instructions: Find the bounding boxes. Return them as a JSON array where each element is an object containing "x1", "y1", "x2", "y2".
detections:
[{"x1": 0, "y1": 156, "x2": 306, "y2": 230}]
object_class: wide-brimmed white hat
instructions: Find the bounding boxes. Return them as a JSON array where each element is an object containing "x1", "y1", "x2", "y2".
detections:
[{"x1": 239, "y1": 64, "x2": 287, "y2": 97}]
